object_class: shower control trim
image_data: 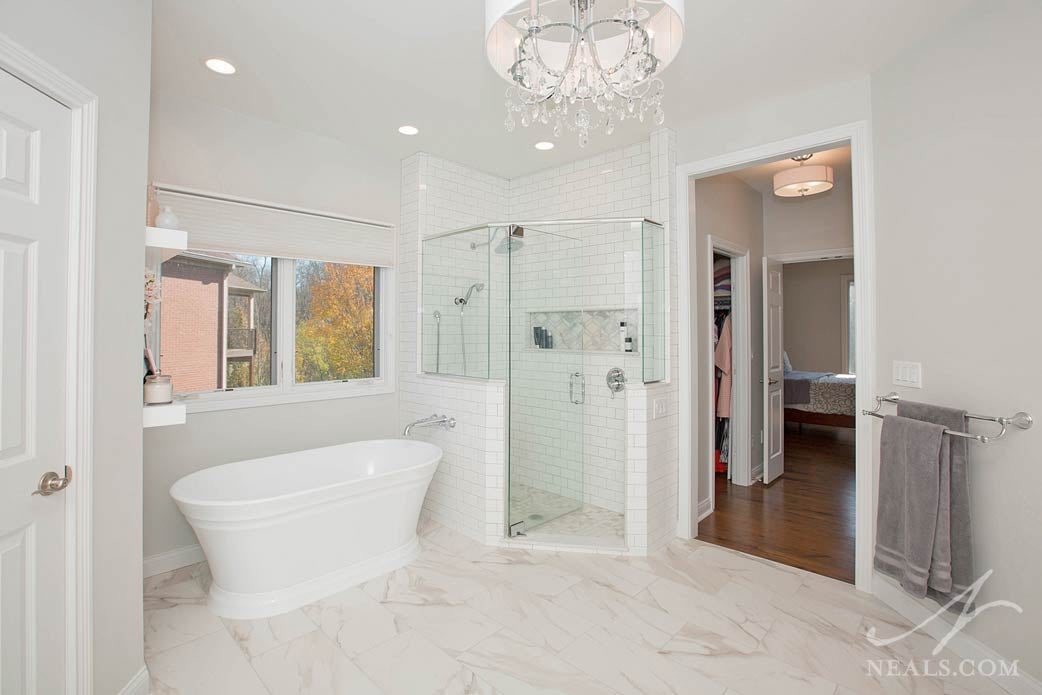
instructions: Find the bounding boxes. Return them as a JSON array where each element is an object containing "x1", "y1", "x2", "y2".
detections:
[{"x1": 606, "y1": 367, "x2": 626, "y2": 399}]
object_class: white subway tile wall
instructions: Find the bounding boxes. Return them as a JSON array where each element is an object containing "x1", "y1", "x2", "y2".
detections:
[
  {"x1": 400, "y1": 155, "x2": 510, "y2": 543},
  {"x1": 400, "y1": 130, "x2": 679, "y2": 554}
]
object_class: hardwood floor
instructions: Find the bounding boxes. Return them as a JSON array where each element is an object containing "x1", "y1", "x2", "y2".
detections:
[{"x1": 697, "y1": 424, "x2": 856, "y2": 583}]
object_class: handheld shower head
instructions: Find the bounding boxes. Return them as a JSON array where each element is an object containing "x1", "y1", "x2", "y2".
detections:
[{"x1": 454, "y1": 282, "x2": 485, "y2": 306}]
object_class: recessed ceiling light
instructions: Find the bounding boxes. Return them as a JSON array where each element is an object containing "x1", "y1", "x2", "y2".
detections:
[
  {"x1": 205, "y1": 58, "x2": 236, "y2": 75},
  {"x1": 534, "y1": 141, "x2": 555, "y2": 151},
  {"x1": 398, "y1": 125, "x2": 420, "y2": 136}
]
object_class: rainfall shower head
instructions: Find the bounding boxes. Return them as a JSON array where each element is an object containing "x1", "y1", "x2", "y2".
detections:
[
  {"x1": 470, "y1": 225, "x2": 524, "y2": 254},
  {"x1": 454, "y1": 282, "x2": 485, "y2": 306}
]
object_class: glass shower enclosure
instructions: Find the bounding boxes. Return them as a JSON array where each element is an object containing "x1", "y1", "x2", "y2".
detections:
[{"x1": 421, "y1": 219, "x2": 666, "y2": 544}]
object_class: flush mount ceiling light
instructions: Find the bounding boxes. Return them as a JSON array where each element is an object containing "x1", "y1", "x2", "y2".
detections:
[
  {"x1": 534, "y1": 141, "x2": 555, "y2": 150},
  {"x1": 486, "y1": 0, "x2": 685, "y2": 147},
  {"x1": 398, "y1": 125, "x2": 420, "y2": 135},
  {"x1": 773, "y1": 154, "x2": 835, "y2": 198},
  {"x1": 204, "y1": 58, "x2": 237, "y2": 75}
]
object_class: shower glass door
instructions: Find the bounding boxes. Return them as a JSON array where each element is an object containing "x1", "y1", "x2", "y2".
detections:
[{"x1": 507, "y1": 224, "x2": 586, "y2": 536}]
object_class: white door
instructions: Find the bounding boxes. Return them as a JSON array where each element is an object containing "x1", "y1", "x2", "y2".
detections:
[
  {"x1": 762, "y1": 257, "x2": 785, "y2": 483},
  {"x1": 0, "y1": 67, "x2": 74, "y2": 695}
]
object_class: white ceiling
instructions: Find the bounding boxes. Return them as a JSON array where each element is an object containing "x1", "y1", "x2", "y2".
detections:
[
  {"x1": 733, "y1": 146, "x2": 851, "y2": 194},
  {"x1": 151, "y1": 0, "x2": 976, "y2": 179}
]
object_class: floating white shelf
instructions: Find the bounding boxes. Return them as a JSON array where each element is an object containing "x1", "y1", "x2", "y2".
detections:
[
  {"x1": 145, "y1": 226, "x2": 188, "y2": 264},
  {"x1": 143, "y1": 403, "x2": 186, "y2": 429}
]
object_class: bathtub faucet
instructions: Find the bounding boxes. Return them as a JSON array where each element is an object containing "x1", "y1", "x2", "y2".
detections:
[{"x1": 403, "y1": 414, "x2": 456, "y2": 437}]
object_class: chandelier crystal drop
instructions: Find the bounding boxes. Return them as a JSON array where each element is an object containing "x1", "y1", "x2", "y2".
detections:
[{"x1": 486, "y1": 0, "x2": 685, "y2": 147}]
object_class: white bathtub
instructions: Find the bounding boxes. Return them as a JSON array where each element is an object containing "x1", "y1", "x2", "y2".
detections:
[{"x1": 170, "y1": 439, "x2": 441, "y2": 619}]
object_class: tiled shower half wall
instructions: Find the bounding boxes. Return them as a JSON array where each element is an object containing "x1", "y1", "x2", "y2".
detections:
[{"x1": 420, "y1": 220, "x2": 666, "y2": 542}]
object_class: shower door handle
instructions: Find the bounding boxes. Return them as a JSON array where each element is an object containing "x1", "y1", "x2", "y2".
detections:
[{"x1": 569, "y1": 372, "x2": 585, "y2": 405}]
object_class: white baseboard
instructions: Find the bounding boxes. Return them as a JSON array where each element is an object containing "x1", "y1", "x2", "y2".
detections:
[
  {"x1": 872, "y1": 572, "x2": 1041, "y2": 695},
  {"x1": 144, "y1": 544, "x2": 204, "y2": 578},
  {"x1": 117, "y1": 666, "x2": 150, "y2": 695},
  {"x1": 696, "y1": 497, "x2": 713, "y2": 522}
]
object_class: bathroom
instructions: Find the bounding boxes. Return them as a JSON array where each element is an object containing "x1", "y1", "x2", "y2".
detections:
[{"x1": 5, "y1": 1, "x2": 1041, "y2": 693}]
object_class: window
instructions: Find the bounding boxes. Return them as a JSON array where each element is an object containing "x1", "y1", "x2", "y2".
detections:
[
  {"x1": 158, "y1": 251, "x2": 386, "y2": 410},
  {"x1": 841, "y1": 274, "x2": 855, "y2": 374},
  {"x1": 294, "y1": 260, "x2": 376, "y2": 384}
]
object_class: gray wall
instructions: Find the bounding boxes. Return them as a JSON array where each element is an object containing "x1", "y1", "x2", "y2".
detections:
[
  {"x1": 782, "y1": 259, "x2": 854, "y2": 374},
  {"x1": 872, "y1": 0, "x2": 1042, "y2": 678},
  {"x1": 692, "y1": 175, "x2": 764, "y2": 513},
  {"x1": 144, "y1": 75, "x2": 404, "y2": 561},
  {"x1": 0, "y1": 1, "x2": 152, "y2": 692}
]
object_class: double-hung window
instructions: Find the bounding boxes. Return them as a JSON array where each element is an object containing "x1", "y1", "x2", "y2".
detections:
[{"x1": 152, "y1": 186, "x2": 394, "y2": 412}]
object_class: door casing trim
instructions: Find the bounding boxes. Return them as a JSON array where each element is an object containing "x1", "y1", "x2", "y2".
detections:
[
  {"x1": 675, "y1": 121, "x2": 876, "y2": 592},
  {"x1": 0, "y1": 31, "x2": 99, "y2": 694}
]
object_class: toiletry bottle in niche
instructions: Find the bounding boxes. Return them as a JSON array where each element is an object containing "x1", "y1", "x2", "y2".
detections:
[
  {"x1": 619, "y1": 321, "x2": 628, "y2": 351},
  {"x1": 625, "y1": 337, "x2": 634, "y2": 353}
]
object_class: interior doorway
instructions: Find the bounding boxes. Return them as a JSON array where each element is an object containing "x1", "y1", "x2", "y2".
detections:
[{"x1": 690, "y1": 145, "x2": 860, "y2": 584}]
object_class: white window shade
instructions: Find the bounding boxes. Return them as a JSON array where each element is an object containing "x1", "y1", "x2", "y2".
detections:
[{"x1": 154, "y1": 185, "x2": 395, "y2": 267}]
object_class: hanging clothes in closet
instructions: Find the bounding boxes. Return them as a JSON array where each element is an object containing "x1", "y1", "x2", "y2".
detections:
[{"x1": 712, "y1": 256, "x2": 732, "y2": 474}]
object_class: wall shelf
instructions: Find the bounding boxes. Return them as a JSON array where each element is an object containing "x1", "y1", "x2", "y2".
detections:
[
  {"x1": 145, "y1": 226, "x2": 188, "y2": 264},
  {"x1": 143, "y1": 403, "x2": 186, "y2": 429}
]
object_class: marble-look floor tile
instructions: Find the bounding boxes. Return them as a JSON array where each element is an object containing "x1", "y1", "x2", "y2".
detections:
[
  {"x1": 250, "y1": 630, "x2": 383, "y2": 695},
  {"x1": 144, "y1": 579, "x2": 225, "y2": 658},
  {"x1": 549, "y1": 579, "x2": 685, "y2": 649},
  {"x1": 546, "y1": 552, "x2": 657, "y2": 597},
  {"x1": 223, "y1": 609, "x2": 317, "y2": 658},
  {"x1": 466, "y1": 583, "x2": 593, "y2": 652},
  {"x1": 384, "y1": 601, "x2": 503, "y2": 656},
  {"x1": 638, "y1": 577, "x2": 775, "y2": 652},
  {"x1": 420, "y1": 520, "x2": 486, "y2": 556},
  {"x1": 764, "y1": 612, "x2": 944, "y2": 695},
  {"x1": 459, "y1": 629, "x2": 617, "y2": 695},
  {"x1": 145, "y1": 566, "x2": 205, "y2": 600},
  {"x1": 355, "y1": 630, "x2": 485, "y2": 695},
  {"x1": 662, "y1": 641, "x2": 838, "y2": 695},
  {"x1": 559, "y1": 626, "x2": 727, "y2": 695},
  {"x1": 302, "y1": 586, "x2": 403, "y2": 657},
  {"x1": 147, "y1": 629, "x2": 268, "y2": 695},
  {"x1": 363, "y1": 546, "x2": 495, "y2": 606},
  {"x1": 465, "y1": 547, "x2": 584, "y2": 597},
  {"x1": 689, "y1": 545, "x2": 805, "y2": 598}
]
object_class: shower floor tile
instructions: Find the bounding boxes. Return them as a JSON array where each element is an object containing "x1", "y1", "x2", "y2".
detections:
[{"x1": 510, "y1": 483, "x2": 624, "y2": 540}]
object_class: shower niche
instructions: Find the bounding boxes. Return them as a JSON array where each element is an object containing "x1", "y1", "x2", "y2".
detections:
[{"x1": 421, "y1": 219, "x2": 667, "y2": 546}]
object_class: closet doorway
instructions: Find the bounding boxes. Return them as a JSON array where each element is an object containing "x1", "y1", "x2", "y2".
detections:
[{"x1": 691, "y1": 145, "x2": 859, "y2": 584}]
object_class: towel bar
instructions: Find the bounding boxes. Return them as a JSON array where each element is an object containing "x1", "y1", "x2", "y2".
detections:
[{"x1": 863, "y1": 392, "x2": 1033, "y2": 443}]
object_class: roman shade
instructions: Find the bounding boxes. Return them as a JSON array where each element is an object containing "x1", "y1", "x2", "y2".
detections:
[{"x1": 154, "y1": 185, "x2": 395, "y2": 267}]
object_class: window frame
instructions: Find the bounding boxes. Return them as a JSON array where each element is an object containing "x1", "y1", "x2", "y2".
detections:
[{"x1": 169, "y1": 257, "x2": 395, "y2": 414}]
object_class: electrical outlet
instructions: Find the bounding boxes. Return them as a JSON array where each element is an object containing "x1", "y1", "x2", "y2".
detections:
[
  {"x1": 892, "y1": 361, "x2": 923, "y2": 389},
  {"x1": 653, "y1": 398, "x2": 668, "y2": 419}
]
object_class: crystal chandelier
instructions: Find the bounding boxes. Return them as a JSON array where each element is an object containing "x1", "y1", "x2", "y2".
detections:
[{"x1": 485, "y1": 0, "x2": 685, "y2": 147}]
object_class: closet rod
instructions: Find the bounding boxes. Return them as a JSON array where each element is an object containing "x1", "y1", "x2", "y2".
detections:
[{"x1": 863, "y1": 392, "x2": 1033, "y2": 444}]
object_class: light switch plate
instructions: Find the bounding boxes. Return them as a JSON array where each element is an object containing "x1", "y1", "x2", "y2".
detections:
[
  {"x1": 653, "y1": 398, "x2": 668, "y2": 419},
  {"x1": 892, "y1": 361, "x2": 923, "y2": 389}
]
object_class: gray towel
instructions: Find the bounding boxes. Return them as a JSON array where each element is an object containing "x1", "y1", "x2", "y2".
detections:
[
  {"x1": 874, "y1": 415, "x2": 946, "y2": 598},
  {"x1": 897, "y1": 400, "x2": 973, "y2": 609}
]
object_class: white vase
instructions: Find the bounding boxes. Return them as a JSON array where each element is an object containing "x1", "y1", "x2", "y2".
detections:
[{"x1": 155, "y1": 206, "x2": 180, "y2": 229}]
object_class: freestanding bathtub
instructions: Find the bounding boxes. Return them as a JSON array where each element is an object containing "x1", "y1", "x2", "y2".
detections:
[{"x1": 170, "y1": 439, "x2": 441, "y2": 619}]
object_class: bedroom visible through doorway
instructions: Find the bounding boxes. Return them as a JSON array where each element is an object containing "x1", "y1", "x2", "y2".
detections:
[{"x1": 695, "y1": 145, "x2": 857, "y2": 583}]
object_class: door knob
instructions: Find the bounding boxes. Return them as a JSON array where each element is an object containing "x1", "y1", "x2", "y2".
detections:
[
  {"x1": 768, "y1": 378, "x2": 778, "y2": 385},
  {"x1": 32, "y1": 466, "x2": 72, "y2": 497}
]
